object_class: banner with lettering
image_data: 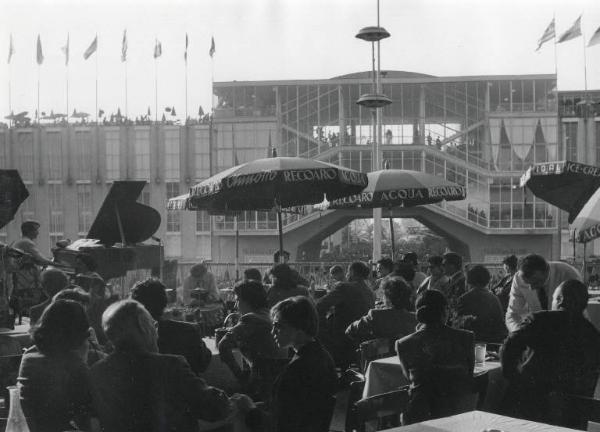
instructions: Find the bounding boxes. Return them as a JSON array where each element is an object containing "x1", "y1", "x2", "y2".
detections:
[
  {"x1": 187, "y1": 156, "x2": 368, "y2": 211},
  {"x1": 521, "y1": 160, "x2": 600, "y2": 223},
  {"x1": 326, "y1": 169, "x2": 466, "y2": 210}
]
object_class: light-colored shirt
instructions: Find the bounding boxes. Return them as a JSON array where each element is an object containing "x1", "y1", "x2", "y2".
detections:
[
  {"x1": 505, "y1": 261, "x2": 581, "y2": 332},
  {"x1": 13, "y1": 237, "x2": 51, "y2": 266}
]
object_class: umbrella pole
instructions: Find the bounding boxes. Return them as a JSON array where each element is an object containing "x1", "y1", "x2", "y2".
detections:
[
  {"x1": 573, "y1": 229, "x2": 577, "y2": 264},
  {"x1": 389, "y1": 207, "x2": 395, "y2": 260},
  {"x1": 235, "y1": 215, "x2": 239, "y2": 281},
  {"x1": 277, "y1": 209, "x2": 285, "y2": 263},
  {"x1": 583, "y1": 241, "x2": 587, "y2": 280}
]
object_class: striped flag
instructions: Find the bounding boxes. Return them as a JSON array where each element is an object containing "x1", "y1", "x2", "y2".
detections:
[
  {"x1": 535, "y1": 19, "x2": 555, "y2": 51},
  {"x1": 589, "y1": 25, "x2": 600, "y2": 47},
  {"x1": 558, "y1": 16, "x2": 582, "y2": 43},
  {"x1": 7, "y1": 34, "x2": 14, "y2": 64},
  {"x1": 83, "y1": 35, "x2": 97, "y2": 60},
  {"x1": 154, "y1": 39, "x2": 162, "y2": 58},
  {"x1": 209, "y1": 36, "x2": 215, "y2": 57},
  {"x1": 36, "y1": 35, "x2": 43, "y2": 65},
  {"x1": 61, "y1": 34, "x2": 69, "y2": 65},
  {"x1": 121, "y1": 30, "x2": 127, "y2": 62},
  {"x1": 184, "y1": 33, "x2": 188, "y2": 61}
]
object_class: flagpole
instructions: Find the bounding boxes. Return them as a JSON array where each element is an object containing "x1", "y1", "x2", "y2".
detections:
[
  {"x1": 66, "y1": 60, "x2": 69, "y2": 123},
  {"x1": 95, "y1": 35, "x2": 98, "y2": 124},
  {"x1": 185, "y1": 56, "x2": 188, "y2": 122},
  {"x1": 125, "y1": 60, "x2": 128, "y2": 119},
  {"x1": 8, "y1": 64, "x2": 11, "y2": 127},
  {"x1": 552, "y1": 14, "x2": 558, "y2": 85},
  {"x1": 582, "y1": 25, "x2": 588, "y2": 93},
  {"x1": 155, "y1": 57, "x2": 158, "y2": 123},
  {"x1": 37, "y1": 65, "x2": 40, "y2": 124}
]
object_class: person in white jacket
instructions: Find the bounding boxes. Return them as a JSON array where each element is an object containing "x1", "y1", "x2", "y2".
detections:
[{"x1": 505, "y1": 254, "x2": 581, "y2": 332}]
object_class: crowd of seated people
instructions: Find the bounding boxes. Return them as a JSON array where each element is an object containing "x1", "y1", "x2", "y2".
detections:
[{"x1": 10, "y1": 249, "x2": 600, "y2": 431}]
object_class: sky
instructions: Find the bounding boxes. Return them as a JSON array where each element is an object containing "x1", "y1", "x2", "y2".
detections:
[{"x1": 1, "y1": 0, "x2": 600, "y2": 122}]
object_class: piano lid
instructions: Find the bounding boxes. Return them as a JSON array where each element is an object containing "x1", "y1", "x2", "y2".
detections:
[{"x1": 87, "y1": 181, "x2": 161, "y2": 247}]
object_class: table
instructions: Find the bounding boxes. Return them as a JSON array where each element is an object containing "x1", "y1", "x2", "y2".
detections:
[
  {"x1": 381, "y1": 410, "x2": 580, "y2": 431},
  {"x1": 363, "y1": 357, "x2": 506, "y2": 412},
  {"x1": 164, "y1": 304, "x2": 224, "y2": 336}
]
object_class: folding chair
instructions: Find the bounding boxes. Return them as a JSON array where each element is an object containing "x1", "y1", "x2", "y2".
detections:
[{"x1": 352, "y1": 388, "x2": 409, "y2": 432}]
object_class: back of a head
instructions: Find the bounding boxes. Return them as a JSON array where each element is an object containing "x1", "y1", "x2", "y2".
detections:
[
  {"x1": 376, "y1": 258, "x2": 394, "y2": 273},
  {"x1": 349, "y1": 261, "x2": 370, "y2": 280},
  {"x1": 393, "y1": 261, "x2": 415, "y2": 282},
  {"x1": 466, "y1": 265, "x2": 491, "y2": 289},
  {"x1": 273, "y1": 250, "x2": 290, "y2": 263},
  {"x1": 442, "y1": 252, "x2": 462, "y2": 270},
  {"x1": 234, "y1": 279, "x2": 268, "y2": 310},
  {"x1": 271, "y1": 296, "x2": 318, "y2": 337},
  {"x1": 502, "y1": 254, "x2": 519, "y2": 272},
  {"x1": 428, "y1": 255, "x2": 443, "y2": 267},
  {"x1": 555, "y1": 279, "x2": 588, "y2": 314},
  {"x1": 33, "y1": 299, "x2": 90, "y2": 355},
  {"x1": 520, "y1": 254, "x2": 549, "y2": 279},
  {"x1": 21, "y1": 220, "x2": 40, "y2": 237},
  {"x1": 53, "y1": 286, "x2": 91, "y2": 306},
  {"x1": 415, "y1": 290, "x2": 448, "y2": 325},
  {"x1": 190, "y1": 263, "x2": 207, "y2": 278},
  {"x1": 381, "y1": 277, "x2": 412, "y2": 310},
  {"x1": 41, "y1": 268, "x2": 69, "y2": 297},
  {"x1": 102, "y1": 299, "x2": 156, "y2": 352},
  {"x1": 330, "y1": 265, "x2": 344, "y2": 279},
  {"x1": 130, "y1": 278, "x2": 168, "y2": 320},
  {"x1": 402, "y1": 252, "x2": 419, "y2": 267},
  {"x1": 270, "y1": 263, "x2": 295, "y2": 287},
  {"x1": 243, "y1": 268, "x2": 262, "y2": 282}
]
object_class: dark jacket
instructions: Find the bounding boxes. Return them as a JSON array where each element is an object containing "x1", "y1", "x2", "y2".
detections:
[
  {"x1": 345, "y1": 308, "x2": 417, "y2": 343},
  {"x1": 501, "y1": 310, "x2": 600, "y2": 421},
  {"x1": 455, "y1": 288, "x2": 507, "y2": 343},
  {"x1": 272, "y1": 340, "x2": 337, "y2": 432},
  {"x1": 266, "y1": 284, "x2": 310, "y2": 308},
  {"x1": 158, "y1": 318, "x2": 212, "y2": 374},
  {"x1": 90, "y1": 350, "x2": 230, "y2": 432},
  {"x1": 18, "y1": 350, "x2": 92, "y2": 432},
  {"x1": 396, "y1": 324, "x2": 475, "y2": 424},
  {"x1": 492, "y1": 274, "x2": 513, "y2": 312},
  {"x1": 316, "y1": 279, "x2": 375, "y2": 337},
  {"x1": 28, "y1": 299, "x2": 50, "y2": 327},
  {"x1": 218, "y1": 310, "x2": 288, "y2": 402}
]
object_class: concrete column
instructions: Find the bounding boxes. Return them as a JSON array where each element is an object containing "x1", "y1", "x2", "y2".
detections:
[
  {"x1": 419, "y1": 85, "x2": 426, "y2": 145},
  {"x1": 338, "y1": 85, "x2": 346, "y2": 146}
]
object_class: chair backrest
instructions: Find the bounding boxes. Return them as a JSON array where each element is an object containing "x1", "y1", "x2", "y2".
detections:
[
  {"x1": 344, "y1": 375, "x2": 366, "y2": 432},
  {"x1": 549, "y1": 393, "x2": 600, "y2": 430},
  {"x1": 353, "y1": 389, "x2": 409, "y2": 432},
  {"x1": 318, "y1": 395, "x2": 337, "y2": 432},
  {"x1": 358, "y1": 338, "x2": 394, "y2": 373}
]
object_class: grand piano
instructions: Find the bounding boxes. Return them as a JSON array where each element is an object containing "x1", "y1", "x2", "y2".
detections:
[{"x1": 53, "y1": 181, "x2": 162, "y2": 281}]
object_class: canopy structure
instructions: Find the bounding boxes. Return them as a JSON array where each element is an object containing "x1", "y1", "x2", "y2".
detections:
[
  {"x1": 520, "y1": 160, "x2": 600, "y2": 224},
  {"x1": 169, "y1": 156, "x2": 368, "y2": 263}
]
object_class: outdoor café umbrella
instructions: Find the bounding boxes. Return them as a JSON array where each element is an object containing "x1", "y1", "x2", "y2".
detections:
[
  {"x1": 520, "y1": 160, "x2": 600, "y2": 223},
  {"x1": 322, "y1": 168, "x2": 466, "y2": 258},
  {"x1": 171, "y1": 156, "x2": 368, "y2": 262}
]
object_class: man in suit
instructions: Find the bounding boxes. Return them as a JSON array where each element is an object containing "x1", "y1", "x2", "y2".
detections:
[
  {"x1": 346, "y1": 277, "x2": 417, "y2": 343},
  {"x1": 90, "y1": 299, "x2": 230, "y2": 432},
  {"x1": 316, "y1": 261, "x2": 375, "y2": 368},
  {"x1": 130, "y1": 278, "x2": 212, "y2": 375},
  {"x1": 396, "y1": 290, "x2": 475, "y2": 424},
  {"x1": 29, "y1": 268, "x2": 69, "y2": 326},
  {"x1": 441, "y1": 252, "x2": 468, "y2": 320},
  {"x1": 455, "y1": 265, "x2": 507, "y2": 343},
  {"x1": 417, "y1": 256, "x2": 449, "y2": 296},
  {"x1": 492, "y1": 255, "x2": 518, "y2": 313},
  {"x1": 505, "y1": 254, "x2": 581, "y2": 332},
  {"x1": 501, "y1": 279, "x2": 600, "y2": 423}
]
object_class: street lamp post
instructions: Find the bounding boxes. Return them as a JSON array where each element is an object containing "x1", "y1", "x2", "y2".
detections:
[{"x1": 356, "y1": 0, "x2": 392, "y2": 262}]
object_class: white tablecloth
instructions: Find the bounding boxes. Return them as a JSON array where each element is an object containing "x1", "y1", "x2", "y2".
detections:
[
  {"x1": 363, "y1": 357, "x2": 506, "y2": 411},
  {"x1": 381, "y1": 410, "x2": 580, "y2": 431}
]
